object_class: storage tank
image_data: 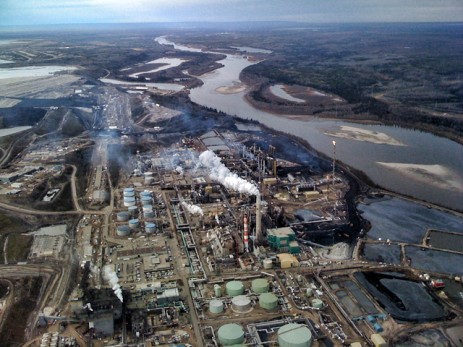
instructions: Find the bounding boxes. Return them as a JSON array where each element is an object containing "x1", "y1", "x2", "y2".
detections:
[
  {"x1": 263, "y1": 258, "x2": 273, "y2": 269},
  {"x1": 141, "y1": 196, "x2": 152, "y2": 206},
  {"x1": 142, "y1": 205, "x2": 153, "y2": 212},
  {"x1": 128, "y1": 206, "x2": 138, "y2": 216},
  {"x1": 231, "y1": 295, "x2": 252, "y2": 313},
  {"x1": 116, "y1": 225, "x2": 130, "y2": 237},
  {"x1": 214, "y1": 284, "x2": 222, "y2": 297},
  {"x1": 123, "y1": 190, "x2": 135, "y2": 198},
  {"x1": 145, "y1": 223, "x2": 156, "y2": 233},
  {"x1": 144, "y1": 177, "x2": 154, "y2": 185},
  {"x1": 252, "y1": 278, "x2": 269, "y2": 293},
  {"x1": 278, "y1": 323, "x2": 313, "y2": 347},
  {"x1": 129, "y1": 219, "x2": 140, "y2": 230},
  {"x1": 259, "y1": 292, "x2": 278, "y2": 310},
  {"x1": 306, "y1": 288, "x2": 313, "y2": 297},
  {"x1": 144, "y1": 172, "x2": 153, "y2": 177},
  {"x1": 209, "y1": 299, "x2": 224, "y2": 314},
  {"x1": 311, "y1": 298, "x2": 324, "y2": 309},
  {"x1": 116, "y1": 211, "x2": 130, "y2": 222},
  {"x1": 226, "y1": 281, "x2": 244, "y2": 297},
  {"x1": 217, "y1": 324, "x2": 245, "y2": 346},
  {"x1": 144, "y1": 210, "x2": 155, "y2": 219},
  {"x1": 123, "y1": 196, "x2": 136, "y2": 207},
  {"x1": 140, "y1": 190, "x2": 152, "y2": 197}
]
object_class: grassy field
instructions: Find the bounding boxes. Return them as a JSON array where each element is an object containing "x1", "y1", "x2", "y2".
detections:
[{"x1": 5, "y1": 234, "x2": 32, "y2": 263}]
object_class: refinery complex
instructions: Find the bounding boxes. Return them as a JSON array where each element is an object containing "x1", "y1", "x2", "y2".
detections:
[{"x1": 0, "y1": 25, "x2": 462, "y2": 347}]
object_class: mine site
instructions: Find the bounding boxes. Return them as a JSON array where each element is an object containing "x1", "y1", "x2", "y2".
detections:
[{"x1": 0, "y1": 17, "x2": 462, "y2": 347}]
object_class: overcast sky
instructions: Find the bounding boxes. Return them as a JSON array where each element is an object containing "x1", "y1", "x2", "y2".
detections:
[{"x1": 2, "y1": 0, "x2": 463, "y2": 26}]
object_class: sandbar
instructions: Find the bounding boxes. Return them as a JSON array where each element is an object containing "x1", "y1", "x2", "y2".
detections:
[{"x1": 326, "y1": 125, "x2": 405, "y2": 146}]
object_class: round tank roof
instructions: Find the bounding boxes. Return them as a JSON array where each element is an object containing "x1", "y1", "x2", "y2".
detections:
[
  {"x1": 259, "y1": 293, "x2": 278, "y2": 306},
  {"x1": 278, "y1": 323, "x2": 312, "y2": 347},
  {"x1": 226, "y1": 280, "x2": 244, "y2": 297},
  {"x1": 217, "y1": 323, "x2": 245, "y2": 346},
  {"x1": 252, "y1": 278, "x2": 269, "y2": 293},
  {"x1": 124, "y1": 187, "x2": 134, "y2": 192},
  {"x1": 209, "y1": 299, "x2": 224, "y2": 314}
]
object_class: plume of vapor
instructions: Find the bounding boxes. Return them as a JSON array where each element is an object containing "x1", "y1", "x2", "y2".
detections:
[
  {"x1": 181, "y1": 201, "x2": 203, "y2": 216},
  {"x1": 103, "y1": 265, "x2": 123, "y2": 302},
  {"x1": 199, "y1": 150, "x2": 258, "y2": 195}
]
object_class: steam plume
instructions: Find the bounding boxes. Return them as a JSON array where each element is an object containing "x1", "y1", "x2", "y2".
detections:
[
  {"x1": 199, "y1": 150, "x2": 258, "y2": 195},
  {"x1": 181, "y1": 201, "x2": 204, "y2": 216},
  {"x1": 103, "y1": 265, "x2": 123, "y2": 302}
]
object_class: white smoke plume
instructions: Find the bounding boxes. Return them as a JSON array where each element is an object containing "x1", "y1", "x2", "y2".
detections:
[
  {"x1": 199, "y1": 150, "x2": 259, "y2": 195},
  {"x1": 103, "y1": 265, "x2": 123, "y2": 302},
  {"x1": 181, "y1": 201, "x2": 204, "y2": 216}
]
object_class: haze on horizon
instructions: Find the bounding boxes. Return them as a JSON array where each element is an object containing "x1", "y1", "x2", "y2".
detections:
[{"x1": 1, "y1": 0, "x2": 463, "y2": 27}]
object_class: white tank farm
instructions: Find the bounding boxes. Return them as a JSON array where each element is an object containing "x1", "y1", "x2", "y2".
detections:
[
  {"x1": 231, "y1": 295, "x2": 252, "y2": 313},
  {"x1": 116, "y1": 225, "x2": 131, "y2": 237},
  {"x1": 217, "y1": 324, "x2": 245, "y2": 346},
  {"x1": 278, "y1": 323, "x2": 313, "y2": 347},
  {"x1": 209, "y1": 299, "x2": 224, "y2": 314}
]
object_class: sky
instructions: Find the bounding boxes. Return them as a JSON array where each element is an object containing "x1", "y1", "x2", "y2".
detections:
[{"x1": 1, "y1": 0, "x2": 463, "y2": 26}]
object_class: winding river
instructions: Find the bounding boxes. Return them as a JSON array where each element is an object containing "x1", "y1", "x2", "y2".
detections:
[{"x1": 156, "y1": 36, "x2": 463, "y2": 211}]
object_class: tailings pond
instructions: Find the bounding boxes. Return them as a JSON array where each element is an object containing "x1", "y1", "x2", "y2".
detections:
[{"x1": 355, "y1": 272, "x2": 448, "y2": 322}]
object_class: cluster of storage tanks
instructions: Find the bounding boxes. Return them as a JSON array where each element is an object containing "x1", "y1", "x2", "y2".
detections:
[
  {"x1": 209, "y1": 279, "x2": 279, "y2": 314},
  {"x1": 117, "y1": 188, "x2": 157, "y2": 236},
  {"x1": 216, "y1": 322, "x2": 313, "y2": 347},
  {"x1": 40, "y1": 332, "x2": 60, "y2": 347}
]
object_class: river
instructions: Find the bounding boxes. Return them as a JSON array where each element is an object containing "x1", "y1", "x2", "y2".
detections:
[{"x1": 156, "y1": 36, "x2": 463, "y2": 211}]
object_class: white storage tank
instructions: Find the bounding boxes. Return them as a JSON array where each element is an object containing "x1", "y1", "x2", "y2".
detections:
[
  {"x1": 116, "y1": 225, "x2": 131, "y2": 237},
  {"x1": 116, "y1": 211, "x2": 130, "y2": 222},
  {"x1": 145, "y1": 223, "x2": 156, "y2": 233},
  {"x1": 141, "y1": 196, "x2": 152, "y2": 206},
  {"x1": 129, "y1": 219, "x2": 140, "y2": 230},
  {"x1": 231, "y1": 295, "x2": 252, "y2": 313},
  {"x1": 142, "y1": 204, "x2": 153, "y2": 212},
  {"x1": 263, "y1": 259, "x2": 273, "y2": 269},
  {"x1": 209, "y1": 299, "x2": 224, "y2": 314},
  {"x1": 214, "y1": 284, "x2": 222, "y2": 297},
  {"x1": 144, "y1": 210, "x2": 155, "y2": 219},
  {"x1": 123, "y1": 196, "x2": 136, "y2": 207}
]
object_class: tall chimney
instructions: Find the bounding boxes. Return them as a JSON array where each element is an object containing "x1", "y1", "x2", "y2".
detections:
[
  {"x1": 243, "y1": 214, "x2": 249, "y2": 252},
  {"x1": 256, "y1": 192, "x2": 262, "y2": 244}
]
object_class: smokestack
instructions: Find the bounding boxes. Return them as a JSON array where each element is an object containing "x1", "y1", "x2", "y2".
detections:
[
  {"x1": 256, "y1": 193, "x2": 262, "y2": 244},
  {"x1": 243, "y1": 214, "x2": 249, "y2": 252}
]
